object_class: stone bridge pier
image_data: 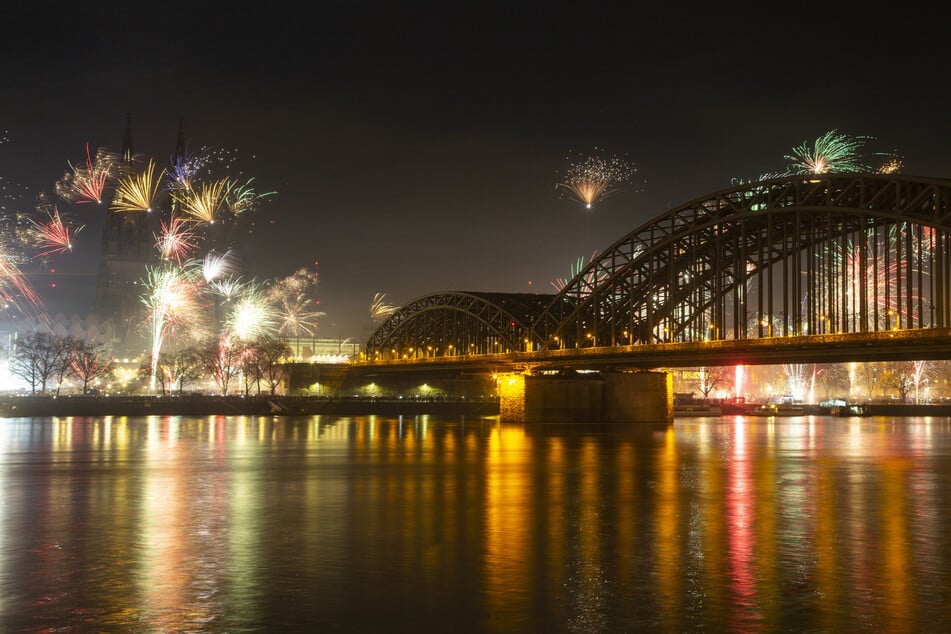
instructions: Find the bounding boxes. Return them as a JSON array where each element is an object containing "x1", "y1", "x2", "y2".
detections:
[{"x1": 497, "y1": 370, "x2": 672, "y2": 424}]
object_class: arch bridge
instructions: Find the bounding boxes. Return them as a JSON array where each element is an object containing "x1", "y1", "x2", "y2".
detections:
[{"x1": 364, "y1": 173, "x2": 951, "y2": 369}]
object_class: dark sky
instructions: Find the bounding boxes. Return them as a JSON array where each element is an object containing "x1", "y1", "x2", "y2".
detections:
[{"x1": 3, "y1": 3, "x2": 951, "y2": 341}]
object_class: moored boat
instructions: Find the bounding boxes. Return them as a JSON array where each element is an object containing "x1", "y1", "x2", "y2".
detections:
[
  {"x1": 746, "y1": 403, "x2": 806, "y2": 417},
  {"x1": 674, "y1": 403, "x2": 722, "y2": 417},
  {"x1": 673, "y1": 393, "x2": 722, "y2": 417},
  {"x1": 830, "y1": 403, "x2": 869, "y2": 417}
]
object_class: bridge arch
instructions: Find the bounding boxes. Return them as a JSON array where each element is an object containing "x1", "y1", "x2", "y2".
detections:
[
  {"x1": 364, "y1": 291, "x2": 555, "y2": 359},
  {"x1": 533, "y1": 173, "x2": 951, "y2": 350},
  {"x1": 365, "y1": 174, "x2": 951, "y2": 357}
]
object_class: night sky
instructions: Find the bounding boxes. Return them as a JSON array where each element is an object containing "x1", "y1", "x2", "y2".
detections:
[{"x1": 3, "y1": 4, "x2": 951, "y2": 341}]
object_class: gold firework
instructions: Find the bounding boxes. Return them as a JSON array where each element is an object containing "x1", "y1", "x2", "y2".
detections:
[
  {"x1": 111, "y1": 159, "x2": 164, "y2": 212},
  {"x1": 176, "y1": 178, "x2": 233, "y2": 224}
]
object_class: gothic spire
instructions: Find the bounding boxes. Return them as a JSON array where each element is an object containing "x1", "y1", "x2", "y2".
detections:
[{"x1": 121, "y1": 112, "x2": 133, "y2": 164}]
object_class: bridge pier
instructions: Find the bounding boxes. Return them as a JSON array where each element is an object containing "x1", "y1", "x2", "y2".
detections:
[{"x1": 498, "y1": 370, "x2": 672, "y2": 424}]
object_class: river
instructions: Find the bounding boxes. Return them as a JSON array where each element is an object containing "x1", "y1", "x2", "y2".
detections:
[{"x1": 0, "y1": 413, "x2": 948, "y2": 632}]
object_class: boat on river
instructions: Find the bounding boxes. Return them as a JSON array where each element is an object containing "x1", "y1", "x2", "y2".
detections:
[
  {"x1": 674, "y1": 403, "x2": 722, "y2": 417},
  {"x1": 746, "y1": 403, "x2": 806, "y2": 417},
  {"x1": 673, "y1": 393, "x2": 722, "y2": 417},
  {"x1": 829, "y1": 403, "x2": 870, "y2": 417}
]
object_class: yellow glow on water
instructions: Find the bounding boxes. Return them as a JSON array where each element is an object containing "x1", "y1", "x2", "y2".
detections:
[
  {"x1": 52, "y1": 417, "x2": 72, "y2": 452},
  {"x1": 656, "y1": 425, "x2": 682, "y2": 630},
  {"x1": 881, "y1": 458, "x2": 913, "y2": 629},
  {"x1": 816, "y1": 458, "x2": 843, "y2": 631},
  {"x1": 3, "y1": 414, "x2": 948, "y2": 631},
  {"x1": 700, "y1": 426, "x2": 727, "y2": 615},
  {"x1": 484, "y1": 424, "x2": 531, "y2": 630}
]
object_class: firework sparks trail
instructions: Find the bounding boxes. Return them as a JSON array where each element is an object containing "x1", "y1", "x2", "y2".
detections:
[
  {"x1": 227, "y1": 289, "x2": 278, "y2": 340},
  {"x1": 167, "y1": 146, "x2": 213, "y2": 194},
  {"x1": 227, "y1": 177, "x2": 277, "y2": 215},
  {"x1": 176, "y1": 178, "x2": 233, "y2": 224},
  {"x1": 141, "y1": 264, "x2": 202, "y2": 390},
  {"x1": 203, "y1": 249, "x2": 240, "y2": 282},
  {"x1": 112, "y1": 159, "x2": 164, "y2": 212},
  {"x1": 550, "y1": 252, "x2": 604, "y2": 293},
  {"x1": 276, "y1": 296, "x2": 325, "y2": 338},
  {"x1": 266, "y1": 267, "x2": 318, "y2": 304},
  {"x1": 31, "y1": 207, "x2": 82, "y2": 258},
  {"x1": 877, "y1": 154, "x2": 904, "y2": 174},
  {"x1": 0, "y1": 247, "x2": 46, "y2": 322},
  {"x1": 155, "y1": 215, "x2": 199, "y2": 264},
  {"x1": 56, "y1": 143, "x2": 113, "y2": 205},
  {"x1": 556, "y1": 149, "x2": 638, "y2": 210},
  {"x1": 369, "y1": 292, "x2": 397, "y2": 323},
  {"x1": 209, "y1": 277, "x2": 248, "y2": 302},
  {"x1": 264, "y1": 268, "x2": 323, "y2": 337},
  {"x1": 826, "y1": 227, "x2": 928, "y2": 329},
  {"x1": 784, "y1": 129, "x2": 884, "y2": 175}
]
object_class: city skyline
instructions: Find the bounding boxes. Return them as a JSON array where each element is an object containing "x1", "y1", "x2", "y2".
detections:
[{"x1": 3, "y1": 5, "x2": 951, "y2": 341}]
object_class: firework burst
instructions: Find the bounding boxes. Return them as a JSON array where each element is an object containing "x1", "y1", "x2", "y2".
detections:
[
  {"x1": 155, "y1": 215, "x2": 199, "y2": 264},
  {"x1": 30, "y1": 207, "x2": 82, "y2": 258},
  {"x1": 167, "y1": 145, "x2": 212, "y2": 194},
  {"x1": 0, "y1": 244, "x2": 45, "y2": 321},
  {"x1": 551, "y1": 251, "x2": 606, "y2": 295},
  {"x1": 557, "y1": 149, "x2": 638, "y2": 210},
  {"x1": 176, "y1": 177, "x2": 233, "y2": 224},
  {"x1": 227, "y1": 177, "x2": 277, "y2": 215},
  {"x1": 55, "y1": 143, "x2": 114, "y2": 205},
  {"x1": 111, "y1": 159, "x2": 164, "y2": 212},
  {"x1": 784, "y1": 129, "x2": 881, "y2": 175},
  {"x1": 275, "y1": 296, "x2": 325, "y2": 338},
  {"x1": 141, "y1": 264, "x2": 203, "y2": 389},
  {"x1": 228, "y1": 290, "x2": 278, "y2": 340},
  {"x1": 203, "y1": 249, "x2": 241, "y2": 282},
  {"x1": 369, "y1": 292, "x2": 397, "y2": 323},
  {"x1": 877, "y1": 153, "x2": 904, "y2": 174},
  {"x1": 209, "y1": 277, "x2": 249, "y2": 302}
]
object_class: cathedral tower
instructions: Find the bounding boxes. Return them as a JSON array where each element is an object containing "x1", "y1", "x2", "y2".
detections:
[{"x1": 95, "y1": 113, "x2": 159, "y2": 357}]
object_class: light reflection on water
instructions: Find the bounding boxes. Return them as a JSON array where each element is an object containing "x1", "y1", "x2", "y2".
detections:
[{"x1": 0, "y1": 414, "x2": 949, "y2": 632}]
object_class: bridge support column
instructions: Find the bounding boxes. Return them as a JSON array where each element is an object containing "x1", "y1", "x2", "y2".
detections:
[
  {"x1": 602, "y1": 371, "x2": 672, "y2": 424},
  {"x1": 497, "y1": 370, "x2": 672, "y2": 424}
]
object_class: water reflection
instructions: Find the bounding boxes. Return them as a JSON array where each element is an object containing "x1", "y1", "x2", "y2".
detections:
[{"x1": 0, "y1": 415, "x2": 949, "y2": 632}]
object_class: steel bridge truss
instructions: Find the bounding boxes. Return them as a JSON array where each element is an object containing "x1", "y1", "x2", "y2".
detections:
[
  {"x1": 365, "y1": 174, "x2": 951, "y2": 359},
  {"x1": 364, "y1": 291, "x2": 556, "y2": 359}
]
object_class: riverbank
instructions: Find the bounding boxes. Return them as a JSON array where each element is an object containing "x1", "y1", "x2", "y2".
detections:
[{"x1": 0, "y1": 395, "x2": 501, "y2": 418}]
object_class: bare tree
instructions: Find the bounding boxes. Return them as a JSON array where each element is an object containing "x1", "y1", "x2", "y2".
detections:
[
  {"x1": 698, "y1": 366, "x2": 731, "y2": 399},
  {"x1": 195, "y1": 336, "x2": 245, "y2": 395},
  {"x1": 815, "y1": 363, "x2": 850, "y2": 400},
  {"x1": 256, "y1": 335, "x2": 292, "y2": 395},
  {"x1": 9, "y1": 331, "x2": 70, "y2": 395},
  {"x1": 169, "y1": 348, "x2": 203, "y2": 395},
  {"x1": 68, "y1": 340, "x2": 114, "y2": 394},
  {"x1": 51, "y1": 336, "x2": 79, "y2": 396},
  {"x1": 882, "y1": 361, "x2": 933, "y2": 403},
  {"x1": 856, "y1": 362, "x2": 884, "y2": 401},
  {"x1": 239, "y1": 344, "x2": 263, "y2": 395}
]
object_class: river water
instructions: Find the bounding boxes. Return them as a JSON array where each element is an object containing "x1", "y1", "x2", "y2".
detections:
[{"x1": 0, "y1": 413, "x2": 948, "y2": 633}]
